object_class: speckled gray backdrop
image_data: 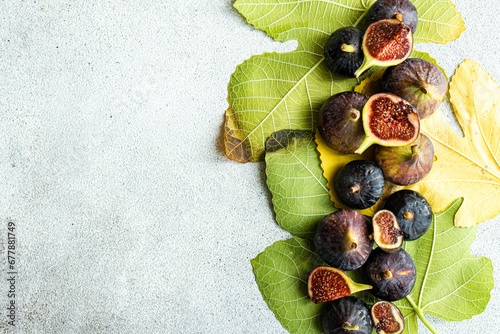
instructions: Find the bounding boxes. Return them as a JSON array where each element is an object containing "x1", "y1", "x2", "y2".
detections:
[{"x1": 0, "y1": 0, "x2": 498, "y2": 333}]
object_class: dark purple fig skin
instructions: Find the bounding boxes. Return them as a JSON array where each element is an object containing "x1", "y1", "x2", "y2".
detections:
[
  {"x1": 324, "y1": 26, "x2": 365, "y2": 78},
  {"x1": 375, "y1": 134, "x2": 434, "y2": 186},
  {"x1": 366, "y1": 0, "x2": 418, "y2": 34},
  {"x1": 355, "y1": 19, "x2": 413, "y2": 78},
  {"x1": 384, "y1": 190, "x2": 433, "y2": 240},
  {"x1": 314, "y1": 209, "x2": 374, "y2": 271},
  {"x1": 383, "y1": 58, "x2": 447, "y2": 119},
  {"x1": 334, "y1": 160, "x2": 385, "y2": 209},
  {"x1": 318, "y1": 92, "x2": 369, "y2": 153},
  {"x1": 323, "y1": 296, "x2": 374, "y2": 334},
  {"x1": 363, "y1": 248, "x2": 416, "y2": 301}
]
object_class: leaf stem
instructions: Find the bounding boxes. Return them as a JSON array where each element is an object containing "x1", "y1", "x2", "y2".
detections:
[{"x1": 406, "y1": 296, "x2": 440, "y2": 334}]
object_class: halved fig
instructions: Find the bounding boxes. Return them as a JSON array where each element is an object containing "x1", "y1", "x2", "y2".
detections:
[
  {"x1": 371, "y1": 301, "x2": 405, "y2": 334},
  {"x1": 354, "y1": 19, "x2": 413, "y2": 78},
  {"x1": 363, "y1": 248, "x2": 416, "y2": 301},
  {"x1": 355, "y1": 93, "x2": 420, "y2": 154},
  {"x1": 383, "y1": 58, "x2": 448, "y2": 119},
  {"x1": 334, "y1": 160, "x2": 385, "y2": 210},
  {"x1": 366, "y1": 0, "x2": 418, "y2": 34},
  {"x1": 323, "y1": 296, "x2": 374, "y2": 334},
  {"x1": 384, "y1": 190, "x2": 433, "y2": 240},
  {"x1": 318, "y1": 92, "x2": 369, "y2": 153},
  {"x1": 308, "y1": 266, "x2": 372, "y2": 304},
  {"x1": 375, "y1": 134, "x2": 434, "y2": 186},
  {"x1": 372, "y1": 209, "x2": 403, "y2": 253},
  {"x1": 313, "y1": 209, "x2": 374, "y2": 270},
  {"x1": 324, "y1": 26, "x2": 365, "y2": 78}
]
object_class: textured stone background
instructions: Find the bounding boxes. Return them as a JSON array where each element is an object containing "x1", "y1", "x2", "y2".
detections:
[{"x1": 0, "y1": 0, "x2": 498, "y2": 333}]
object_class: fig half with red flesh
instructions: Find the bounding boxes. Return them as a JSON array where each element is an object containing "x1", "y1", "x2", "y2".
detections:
[
  {"x1": 308, "y1": 266, "x2": 372, "y2": 304},
  {"x1": 318, "y1": 92, "x2": 369, "y2": 153},
  {"x1": 375, "y1": 134, "x2": 434, "y2": 186},
  {"x1": 371, "y1": 301, "x2": 405, "y2": 334},
  {"x1": 383, "y1": 58, "x2": 448, "y2": 119},
  {"x1": 354, "y1": 19, "x2": 413, "y2": 78},
  {"x1": 355, "y1": 93, "x2": 420, "y2": 154},
  {"x1": 372, "y1": 209, "x2": 403, "y2": 253}
]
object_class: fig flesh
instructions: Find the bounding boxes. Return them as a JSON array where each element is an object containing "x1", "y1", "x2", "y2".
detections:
[
  {"x1": 314, "y1": 209, "x2": 374, "y2": 270},
  {"x1": 323, "y1": 296, "x2": 374, "y2": 334},
  {"x1": 384, "y1": 190, "x2": 433, "y2": 240},
  {"x1": 318, "y1": 92, "x2": 369, "y2": 153},
  {"x1": 372, "y1": 209, "x2": 403, "y2": 253},
  {"x1": 324, "y1": 27, "x2": 365, "y2": 78},
  {"x1": 355, "y1": 93, "x2": 420, "y2": 154},
  {"x1": 383, "y1": 58, "x2": 448, "y2": 119},
  {"x1": 375, "y1": 134, "x2": 434, "y2": 186},
  {"x1": 366, "y1": 0, "x2": 418, "y2": 34},
  {"x1": 363, "y1": 248, "x2": 416, "y2": 301},
  {"x1": 334, "y1": 160, "x2": 385, "y2": 210},
  {"x1": 308, "y1": 266, "x2": 372, "y2": 304},
  {"x1": 371, "y1": 301, "x2": 405, "y2": 334},
  {"x1": 354, "y1": 19, "x2": 413, "y2": 78}
]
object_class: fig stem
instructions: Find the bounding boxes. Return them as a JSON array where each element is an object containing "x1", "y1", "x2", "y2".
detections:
[
  {"x1": 406, "y1": 296, "x2": 441, "y2": 334},
  {"x1": 350, "y1": 182, "x2": 361, "y2": 193},
  {"x1": 393, "y1": 12, "x2": 403, "y2": 22},
  {"x1": 404, "y1": 211, "x2": 414, "y2": 220},
  {"x1": 354, "y1": 136, "x2": 374, "y2": 154},
  {"x1": 341, "y1": 43, "x2": 356, "y2": 53},
  {"x1": 411, "y1": 145, "x2": 420, "y2": 156},
  {"x1": 382, "y1": 270, "x2": 393, "y2": 279},
  {"x1": 342, "y1": 323, "x2": 360, "y2": 330}
]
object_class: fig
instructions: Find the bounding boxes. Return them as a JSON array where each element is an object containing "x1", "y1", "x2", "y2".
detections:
[
  {"x1": 371, "y1": 301, "x2": 405, "y2": 334},
  {"x1": 355, "y1": 93, "x2": 420, "y2": 154},
  {"x1": 323, "y1": 296, "x2": 374, "y2": 334},
  {"x1": 366, "y1": 0, "x2": 418, "y2": 34},
  {"x1": 383, "y1": 58, "x2": 448, "y2": 119},
  {"x1": 354, "y1": 19, "x2": 413, "y2": 78},
  {"x1": 372, "y1": 209, "x2": 403, "y2": 253},
  {"x1": 384, "y1": 190, "x2": 433, "y2": 240},
  {"x1": 324, "y1": 27, "x2": 365, "y2": 78},
  {"x1": 363, "y1": 248, "x2": 416, "y2": 301},
  {"x1": 375, "y1": 134, "x2": 434, "y2": 186},
  {"x1": 314, "y1": 209, "x2": 374, "y2": 270},
  {"x1": 334, "y1": 160, "x2": 385, "y2": 210},
  {"x1": 308, "y1": 266, "x2": 372, "y2": 304},
  {"x1": 318, "y1": 92, "x2": 369, "y2": 153}
]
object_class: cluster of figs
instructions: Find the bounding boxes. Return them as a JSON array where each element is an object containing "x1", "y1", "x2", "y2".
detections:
[{"x1": 307, "y1": 0, "x2": 449, "y2": 333}]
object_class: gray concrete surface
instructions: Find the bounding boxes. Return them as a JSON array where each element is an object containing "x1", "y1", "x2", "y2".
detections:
[{"x1": 0, "y1": 0, "x2": 498, "y2": 333}]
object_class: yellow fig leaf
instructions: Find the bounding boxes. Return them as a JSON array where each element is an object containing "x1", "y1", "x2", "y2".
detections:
[{"x1": 317, "y1": 59, "x2": 500, "y2": 227}]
